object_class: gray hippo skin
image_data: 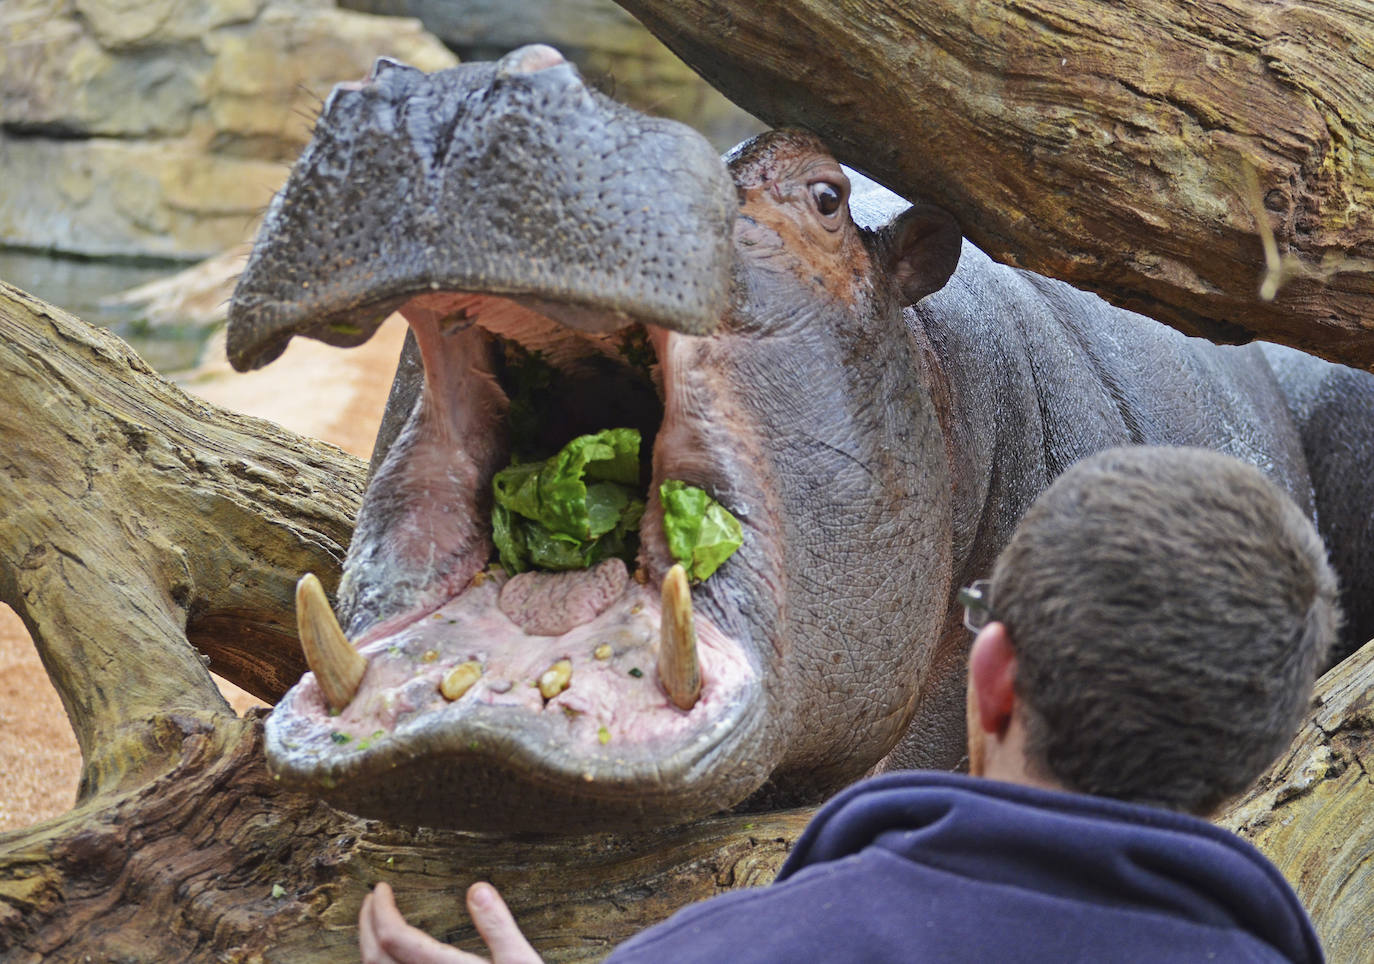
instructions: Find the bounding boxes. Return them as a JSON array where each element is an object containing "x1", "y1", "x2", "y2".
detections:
[{"x1": 227, "y1": 47, "x2": 1374, "y2": 830}]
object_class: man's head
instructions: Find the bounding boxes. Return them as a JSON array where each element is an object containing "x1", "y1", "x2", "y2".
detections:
[{"x1": 967, "y1": 446, "x2": 1340, "y2": 815}]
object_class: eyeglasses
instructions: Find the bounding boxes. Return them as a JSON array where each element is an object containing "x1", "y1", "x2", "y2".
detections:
[{"x1": 957, "y1": 579, "x2": 994, "y2": 633}]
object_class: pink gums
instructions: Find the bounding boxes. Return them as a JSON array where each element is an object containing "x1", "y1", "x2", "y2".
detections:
[{"x1": 288, "y1": 571, "x2": 754, "y2": 752}]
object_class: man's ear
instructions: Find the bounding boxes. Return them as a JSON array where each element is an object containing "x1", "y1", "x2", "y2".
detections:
[
  {"x1": 969, "y1": 622, "x2": 1018, "y2": 738},
  {"x1": 883, "y1": 203, "x2": 962, "y2": 306}
]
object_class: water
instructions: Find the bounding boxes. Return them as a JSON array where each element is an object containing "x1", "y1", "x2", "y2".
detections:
[{"x1": 0, "y1": 250, "x2": 216, "y2": 373}]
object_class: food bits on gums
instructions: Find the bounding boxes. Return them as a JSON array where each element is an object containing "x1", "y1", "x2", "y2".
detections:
[
  {"x1": 539, "y1": 659, "x2": 573, "y2": 699},
  {"x1": 440, "y1": 661, "x2": 483, "y2": 701}
]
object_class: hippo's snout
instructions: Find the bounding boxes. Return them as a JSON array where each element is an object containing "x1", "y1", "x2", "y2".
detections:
[{"x1": 227, "y1": 48, "x2": 735, "y2": 372}]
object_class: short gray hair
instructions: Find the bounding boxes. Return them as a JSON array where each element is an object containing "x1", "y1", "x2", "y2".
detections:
[{"x1": 990, "y1": 446, "x2": 1339, "y2": 815}]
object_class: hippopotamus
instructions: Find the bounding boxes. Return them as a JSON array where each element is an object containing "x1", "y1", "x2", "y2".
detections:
[{"x1": 227, "y1": 46, "x2": 1374, "y2": 832}]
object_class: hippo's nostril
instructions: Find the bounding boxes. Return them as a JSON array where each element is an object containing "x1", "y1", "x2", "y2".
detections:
[{"x1": 495, "y1": 44, "x2": 568, "y2": 78}]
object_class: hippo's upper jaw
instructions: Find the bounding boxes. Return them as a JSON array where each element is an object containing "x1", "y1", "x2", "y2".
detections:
[
  {"x1": 229, "y1": 49, "x2": 956, "y2": 832},
  {"x1": 227, "y1": 46, "x2": 734, "y2": 372}
]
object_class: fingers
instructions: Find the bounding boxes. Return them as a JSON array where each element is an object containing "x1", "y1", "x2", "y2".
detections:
[
  {"x1": 466, "y1": 883, "x2": 543, "y2": 964},
  {"x1": 359, "y1": 888, "x2": 394, "y2": 964},
  {"x1": 359, "y1": 881, "x2": 487, "y2": 964}
]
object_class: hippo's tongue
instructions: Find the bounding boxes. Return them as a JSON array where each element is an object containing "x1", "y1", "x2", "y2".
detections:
[{"x1": 496, "y1": 561, "x2": 636, "y2": 637}]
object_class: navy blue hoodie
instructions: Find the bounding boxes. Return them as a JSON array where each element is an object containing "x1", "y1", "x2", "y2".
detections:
[{"x1": 605, "y1": 772, "x2": 1322, "y2": 963}]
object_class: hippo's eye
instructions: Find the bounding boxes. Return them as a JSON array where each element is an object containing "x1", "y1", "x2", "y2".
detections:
[{"x1": 810, "y1": 181, "x2": 843, "y2": 217}]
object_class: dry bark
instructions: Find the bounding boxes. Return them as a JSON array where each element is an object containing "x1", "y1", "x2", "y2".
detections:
[
  {"x1": 0, "y1": 711, "x2": 807, "y2": 963},
  {"x1": 0, "y1": 283, "x2": 1369, "y2": 959},
  {"x1": 1216, "y1": 637, "x2": 1374, "y2": 963},
  {"x1": 617, "y1": 0, "x2": 1374, "y2": 369}
]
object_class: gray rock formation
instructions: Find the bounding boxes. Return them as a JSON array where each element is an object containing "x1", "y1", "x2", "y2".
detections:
[{"x1": 0, "y1": 0, "x2": 456, "y2": 261}]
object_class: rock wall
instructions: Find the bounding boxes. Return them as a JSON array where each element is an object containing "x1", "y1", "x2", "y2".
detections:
[
  {"x1": 0, "y1": 0, "x2": 457, "y2": 261},
  {"x1": 0, "y1": 0, "x2": 759, "y2": 263}
]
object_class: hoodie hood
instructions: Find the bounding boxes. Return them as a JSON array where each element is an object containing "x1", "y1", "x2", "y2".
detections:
[
  {"x1": 780, "y1": 771, "x2": 1322, "y2": 963},
  {"x1": 609, "y1": 771, "x2": 1322, "y2": 963}
]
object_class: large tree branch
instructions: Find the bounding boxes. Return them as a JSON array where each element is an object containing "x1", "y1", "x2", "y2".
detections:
[
  {"x1": 618, "y1": 0, "x2": 1374, "y2": 368},
  {"x1": 0, "y1": 282, "x2": 362, "y2": 797},
  {"x1": 0, "y1": 712, "x2": 810, "y2": 962}
]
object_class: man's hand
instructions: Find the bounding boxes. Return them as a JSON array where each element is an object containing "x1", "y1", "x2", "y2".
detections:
[{"x1": 359, "y1": 880, "x2": 544, "y2": 964}]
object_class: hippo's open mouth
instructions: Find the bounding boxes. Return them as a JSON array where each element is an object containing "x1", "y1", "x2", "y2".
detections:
[
  {"x1": 228, "y1": 48, "x2": 775, "y2": 830},
  {"x1": 267, "y1": 290, "x2": 769, "y2": 830}
]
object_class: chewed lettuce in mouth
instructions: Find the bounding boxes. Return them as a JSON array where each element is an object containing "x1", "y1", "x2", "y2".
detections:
[
  {"x1": 490, "y1": 427, "x2": 647, "y2": 575},
  {"x1": 488, "y1": 426, "x2": 742, "y2": 582}
]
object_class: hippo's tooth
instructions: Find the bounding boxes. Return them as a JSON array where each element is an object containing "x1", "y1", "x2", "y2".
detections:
[
  {"x1": 440, "y1": 661, "x2": 483, "y2": 702},
  {"x1": 658, "y1": 564, "x2": 702, "y2": 710},
  {"x1": 539, "y1": 659, "x2": 573, "y2": 700},
  {"x1": 295, "y1": 573, "x2": 366, "y2": 713}
]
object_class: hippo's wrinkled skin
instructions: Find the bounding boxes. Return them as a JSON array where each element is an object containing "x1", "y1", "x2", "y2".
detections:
[{"x1": 227, "y1": 48, "x2": 1374, "y2": 831}]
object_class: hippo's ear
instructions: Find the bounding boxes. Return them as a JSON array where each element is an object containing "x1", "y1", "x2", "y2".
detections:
[{"x1": 882, "y1": 204, "x2": 962, "y2": 306}]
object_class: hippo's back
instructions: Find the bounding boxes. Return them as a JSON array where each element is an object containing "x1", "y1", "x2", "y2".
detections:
[
  {"x1": 914, "y1": 241, "x2": 1315, "y2": 561},
  {"x1": 847, "y1": 170, "x2": 1314, "y2": 521},
  {"x1": 1261, "y1": 343, "x2": 1374, "y2": 660},
  {"x1": 1016, "y1": 264, "x2": 1312, "y2": 500},
  {"x1": 887, "y1": 241, "x2": 1327, "y2": 772}
]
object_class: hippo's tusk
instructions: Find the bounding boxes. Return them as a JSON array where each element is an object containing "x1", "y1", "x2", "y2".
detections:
[
  {"x1": 658, "y1": 564, "x2": 702, "y2": 710},
  {"x1": 296, "y1": 573, "x2": 367, "y2": 713}
]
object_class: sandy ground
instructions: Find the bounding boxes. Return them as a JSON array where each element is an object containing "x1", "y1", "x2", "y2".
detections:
[{"x1": 0, "y1": 315, "x2": 407, "y2": 832}]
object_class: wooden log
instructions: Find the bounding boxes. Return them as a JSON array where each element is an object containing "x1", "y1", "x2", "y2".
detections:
[
  {"x1": 1215, "y1": 637, "x2": 1374, "y2": 963},
  {"x1": 616, "y1": 0, "x2": 1374, "y2": 369},
  {"x1": 0, "y1": 712, "x2": 809, "y2": 963},
  {"x1": 0, "y1": 282, "x2": 363, "y2": 742}
]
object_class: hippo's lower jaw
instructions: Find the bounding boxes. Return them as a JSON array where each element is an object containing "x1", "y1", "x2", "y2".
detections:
[
  {"x1": 263, "y1": 291, "x2": 779, "y2": 832},
  {"x1": 267, "y1": 566, "x2": 766, "y2": 831}
]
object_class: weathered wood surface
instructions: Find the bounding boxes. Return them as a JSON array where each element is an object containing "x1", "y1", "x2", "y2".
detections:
[
  {"x1": 618, "y1": 0, "x2": 1374, "y2": 369},
  {"x1": 1217, "y1": 637, "x2": 1374, "y2": 964},
  {"x1": 0, "y1": 710, "x2": 808, "y2": 963},
  {"x1": 0, "y1": 282, "x2": 360, "y2": 751},
  {"x1": 0, "y1": 284, "x2": 1368, "y2": 960}
]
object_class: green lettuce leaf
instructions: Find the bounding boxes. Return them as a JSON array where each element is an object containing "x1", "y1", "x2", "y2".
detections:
[
  {"x1": 491, "y1": 429, "x2": 645, "y2": 573},
  {"x1": 660, "y1": 480, "x2": 744, "y2": 582}
]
